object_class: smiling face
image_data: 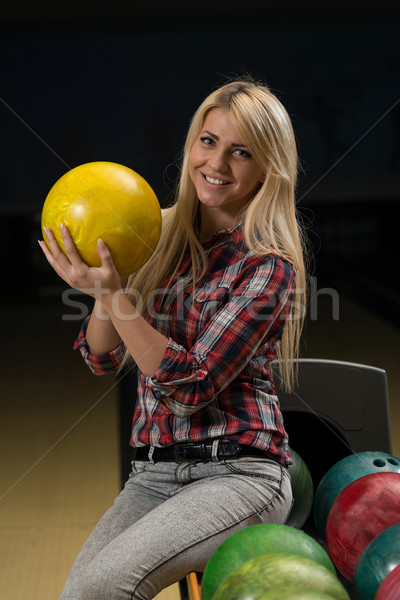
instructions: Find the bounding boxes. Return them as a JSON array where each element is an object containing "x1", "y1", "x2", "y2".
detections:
[{"x1": 188, "y1": 108, "x2": 265, "y2": 234}]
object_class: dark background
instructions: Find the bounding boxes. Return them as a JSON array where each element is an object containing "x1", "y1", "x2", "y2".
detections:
[
  {"x1": 1, "y1": 1, "x2": 400, "y2": 325},
  {"x1": 0, "y1": 8, "x2": 398, "y2": 595}
]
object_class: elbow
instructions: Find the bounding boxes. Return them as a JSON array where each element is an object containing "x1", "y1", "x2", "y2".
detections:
[{"x1": 86, "y1": 362, "x2": 116, "y2": 377}]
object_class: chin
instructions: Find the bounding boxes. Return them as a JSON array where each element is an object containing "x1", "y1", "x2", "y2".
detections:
[{"x1": 198, "y1": 197, "x2": 227, "y2": 209}]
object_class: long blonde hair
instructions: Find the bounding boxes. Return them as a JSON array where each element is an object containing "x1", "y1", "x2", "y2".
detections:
[{"x1": 123, "y1": 78, "x2": 308, "y2": 390}]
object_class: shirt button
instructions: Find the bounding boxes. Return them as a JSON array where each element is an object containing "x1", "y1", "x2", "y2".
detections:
[
  {"x1": 198, "y1": 370, "x2": 207, "y2": 378},
  {"x1": 199, "y1": 294, "x2": 206, "y2": 300}
]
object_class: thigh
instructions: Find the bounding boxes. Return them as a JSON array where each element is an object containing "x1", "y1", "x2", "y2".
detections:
[
  {"x1": 60, "y1": 460, "x2": 181, "y2": 600},
  {"x1": 80, "y1": 458, "x2": 292, "y2": 600}
]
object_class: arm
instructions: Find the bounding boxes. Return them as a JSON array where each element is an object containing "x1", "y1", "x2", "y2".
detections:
[
  {"x1": 85, "y1": 303, "x2": 122, "y2": 355},
  {"x1": 99, "y1": 290, "x2": 169, "y2": 377},
  {"x1": 86, "y1": 206, "x2": 172, "y2": 357},
  {"x1": 39, "y1": 225, "x2": 170, "y2": 376}
]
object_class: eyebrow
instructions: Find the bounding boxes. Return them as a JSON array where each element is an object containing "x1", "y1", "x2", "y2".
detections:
[{"x1": 201, "y1": 130, "x2": 249, "y2": 148}]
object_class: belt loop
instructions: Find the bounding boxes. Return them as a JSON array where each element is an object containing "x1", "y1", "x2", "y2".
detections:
[
  {"x1": 148, "y1": 446, "x2": 155, "y2": 464},
  {"x1": 212, "y1": 439, "x2": 220, "y2": 462}
]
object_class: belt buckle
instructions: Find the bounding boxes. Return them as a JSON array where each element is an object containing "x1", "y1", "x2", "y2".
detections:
[{"x1": 218, "y1": 440, "x2": 241, "y2": 459}]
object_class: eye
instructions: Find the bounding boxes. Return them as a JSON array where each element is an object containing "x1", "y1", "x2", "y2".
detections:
[
  {"x1": 200, "y1": 136, "x2": 215, "y2": 146},
  {"x1": 234, "y1": 148, "x2": 251, "y2": 159}
]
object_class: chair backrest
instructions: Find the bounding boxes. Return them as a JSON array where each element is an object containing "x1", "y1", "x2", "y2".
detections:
[{"x1": 274, "y1": 358, "x2": 393, "y2": 486}]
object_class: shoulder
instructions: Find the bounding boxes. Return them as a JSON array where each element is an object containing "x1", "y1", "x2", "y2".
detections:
[
  {"x1": 160, "y1": 206, "x2": 175, "y2": 230},
  {"x1": 238, "y1": 252, "x2": 295, "y2": 294},
  {"x1": 161, "y1": 207, "x2": 173, "y2": 218},
  {"x1": 245, "y1": 250, "x2": 295, "y2": 276}
]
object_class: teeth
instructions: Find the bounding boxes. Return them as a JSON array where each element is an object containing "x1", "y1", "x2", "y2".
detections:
[{"x1": 205, "y1": 175, "x2": 227, "y2": 185}]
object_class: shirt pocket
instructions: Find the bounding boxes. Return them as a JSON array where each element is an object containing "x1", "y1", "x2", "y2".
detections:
[
  {"x1": 190, "y1": 283, "x2": 231, "y2": 334},
  {"x1": 194, "y1": 282, "x2": 231, "y2": 303}
]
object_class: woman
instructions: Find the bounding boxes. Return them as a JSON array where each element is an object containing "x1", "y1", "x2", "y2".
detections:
[{"x1": 39, "y1": 77, "x2": 307, "y2": 600}]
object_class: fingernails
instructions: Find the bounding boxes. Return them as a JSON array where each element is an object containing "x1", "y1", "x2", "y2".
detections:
[
  {"x1": 60, "y1": 223, "x2": 66, "y2": 232},
  {"x1": 97, "y1": 238, "x2": 105, "y2": 248}
]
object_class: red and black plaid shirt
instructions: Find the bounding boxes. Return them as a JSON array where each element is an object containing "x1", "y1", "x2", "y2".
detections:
[{"x1": 74, "y1": 223, "x2": 295, "y2": 466}]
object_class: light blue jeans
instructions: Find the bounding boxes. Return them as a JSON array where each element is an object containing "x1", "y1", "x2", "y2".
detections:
[{"x1": 60, "y1": 455, "x2": 292, "y2": 600}]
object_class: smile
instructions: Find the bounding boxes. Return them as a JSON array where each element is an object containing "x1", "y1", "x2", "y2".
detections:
[{"x1": 203, "y1": 174, "x2": 230, "y2": 186}]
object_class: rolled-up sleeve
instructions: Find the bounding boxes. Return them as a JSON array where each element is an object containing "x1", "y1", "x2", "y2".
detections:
[
  {"x1": 73, "y1": 315, "x2": 125, "y2": 376},
  {"x1": 146, "y1": 256, "x2": 295, "y2": 417}
]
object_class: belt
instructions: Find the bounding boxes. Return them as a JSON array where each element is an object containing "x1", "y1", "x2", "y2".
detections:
[{"x1": 133, "y1": 440, "x2": 268, "y2": 463}]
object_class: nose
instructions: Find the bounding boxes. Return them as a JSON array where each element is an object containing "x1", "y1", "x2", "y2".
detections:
[{"x1": 209, "y1": 148, "x2": 229, "y2": 173}]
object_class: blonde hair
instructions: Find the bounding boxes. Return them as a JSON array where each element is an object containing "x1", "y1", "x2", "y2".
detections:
[{"x1": 123, "y1": 78, "x2": 308, "y2": 390}]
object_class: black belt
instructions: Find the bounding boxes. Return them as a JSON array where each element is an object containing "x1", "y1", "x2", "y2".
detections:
[{"x1": 134, "y1": 440, "x2": 269, "y2": 463}]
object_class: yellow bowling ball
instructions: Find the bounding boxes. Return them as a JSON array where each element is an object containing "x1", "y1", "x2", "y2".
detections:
[{"x1": 41, "y1": 161, "x2": 162, "y2": 277}]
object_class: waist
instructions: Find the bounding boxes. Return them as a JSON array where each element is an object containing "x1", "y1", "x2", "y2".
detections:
[{"x1": 133, "y1": 440, "x2": 274, "y2": 463}]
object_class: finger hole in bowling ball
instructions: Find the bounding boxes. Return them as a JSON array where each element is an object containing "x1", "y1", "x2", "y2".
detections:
[{"x1": 373, "y1": 459, "x2": 386, "y2": 467}]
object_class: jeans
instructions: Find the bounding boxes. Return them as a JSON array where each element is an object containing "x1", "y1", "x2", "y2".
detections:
[{"x1": 60, "y1": 455, "x2": 292, "y2": 600}]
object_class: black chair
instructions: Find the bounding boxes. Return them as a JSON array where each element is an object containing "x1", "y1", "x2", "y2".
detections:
[{"x1": 276, "y1": 358, "x2": 392, "y2": 488}]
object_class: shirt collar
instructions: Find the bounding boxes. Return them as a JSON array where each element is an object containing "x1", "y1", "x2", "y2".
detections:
[{"x1": 201, "y1": 221, "x2": 245, "y2": 249}]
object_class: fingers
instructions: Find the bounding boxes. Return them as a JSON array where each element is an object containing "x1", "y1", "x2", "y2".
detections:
[
  {"x1": 59, "y1": 223, "x2": 87, "y2": 269},
  {"x1": 43, "y1": 224, "x2": 87, "y2": 272},
  {"x1": 38, "y1": 236, "x2": 70, "y2": 283},
  {"x1": 39, "y1": 227, "x2": 121, "y2": 298},
  {"x1": 97, "y1": 238, "x2": 121, "y2": 280},
  {"x1": 40, "y1": 224, "x2": 84, "y2": 283},
  {"x1": 42, "y1": 225, "x2": 70, "y2": 267},
  {"x1": 39, "y1": 229, "x2": 94, "y2": 296},
  {"x1": 96, "y1": 238, "x2": 113, "y2": 265}
]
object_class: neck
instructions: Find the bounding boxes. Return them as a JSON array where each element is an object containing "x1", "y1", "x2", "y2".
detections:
[{"x1": 198, "y1": 206, "x2": 241, "y2": 243}]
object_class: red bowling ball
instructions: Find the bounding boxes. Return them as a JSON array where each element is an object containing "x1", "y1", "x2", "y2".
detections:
[
  {"x1": 375, "y1": 564, "x2": 400, "y2": 600},
  {"x1": 313, "y1": 451, "x2": 400, "y2": 540},
  {"x1": 325, "y1": 471, "x2": 400, "y2": 581}
]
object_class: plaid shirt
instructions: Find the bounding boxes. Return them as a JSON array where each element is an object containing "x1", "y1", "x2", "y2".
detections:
[{"x1": 74, "y1": 222, "x2": 295, "y2": 466}]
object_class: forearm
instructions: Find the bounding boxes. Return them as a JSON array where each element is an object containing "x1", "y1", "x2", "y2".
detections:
[
  {"x1": 85, "y1": 276, "x2": 131, "y2": 355},
  {"x1": 101, "y1": 291, "x2": 169, "y2": 377},
  {"x1": 86, "y1": 301, "x2": 123, "y2": 355}
]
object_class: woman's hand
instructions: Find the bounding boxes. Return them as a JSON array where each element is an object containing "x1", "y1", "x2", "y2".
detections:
[{"x1": 39, "y1": 224, "x2": 123, "y2": 302}]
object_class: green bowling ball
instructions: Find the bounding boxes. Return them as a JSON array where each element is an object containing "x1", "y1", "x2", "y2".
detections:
[
  {"x1": 201, "y1": 524, "x2": 335, "y2": 600},
  {"x1": 286, "y1": 448, "x2": 314, "y2": 529},
  {"x1": 213, "y1": 553, "x2": 350, "y2": 600}
]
